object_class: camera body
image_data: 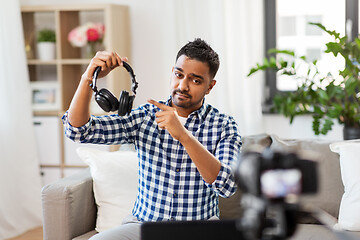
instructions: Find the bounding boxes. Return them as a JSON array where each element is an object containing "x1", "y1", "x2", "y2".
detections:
[{"x1": 233, "y1": 148, "x2": 318, "y2": 240}]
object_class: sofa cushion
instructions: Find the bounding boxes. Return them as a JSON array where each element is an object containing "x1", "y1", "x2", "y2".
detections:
[
  {"x1": 41, "y1": 168, "x2": 96, "y2": 240},
  {"x1": 269, "y1": 135, "x2": 343, "y2": 222},
  {"x1": 330, "y1": 141, "x2": 360, "y2": 231},
  {"x1": 72, "y1": 230, "x2": 97, "y2": 240},
  {"x1": 290, "y1": 223, "x2": 360, "y2": 240},
  {"x1": 76, "y1": 147, "x2": 138, "y2": 232},
  {"x1": 241, "y1": 133, "x2": 273, "y2": 151}
]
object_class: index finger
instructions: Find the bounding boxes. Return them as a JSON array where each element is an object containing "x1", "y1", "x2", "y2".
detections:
[
  {"x1": 147, "y1": 99, "x2": 173, "y2": 111},
  {"x1": 114, "y1": 52, "x2": 128, "y2": 67}
]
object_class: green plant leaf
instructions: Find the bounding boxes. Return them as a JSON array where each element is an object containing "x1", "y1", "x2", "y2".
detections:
[
  {"x1": 328, "y1": 104, "x2": 342, "y2": 118},
  {"x1": 321, "y1": 119, "x2": 334, "y2": 135},
  {"x1": 313, "y1": 106, "x2": 324, "y2": 115},
  {"x1": 263, "y1": 58, "x2": 270, "y2": 67},
  {"x1": 345, "y1": 77, "x2": 358, "y2": 94},
  {"x1": 325, "y1": 42, "x2": 342, "y2": 57},
  {"x1": 355, "y1": 38, "x2": 360, "y2": 50},
  {"x1": 309, "y1": 22, "x2": 340, "y2": 39},
  {"x1": 268, "y1": 49, "x2": 295, "y2": 56},
  {"x1": 312, "y1": 116, "x2": 321, "y2": 135},
  {"x1": 270, "y1": 56, "x2": 277, "y2": 65},
  {"x1": 247, "y1": 68, "x2": 258, "y2": 76},
  {"x1": 317, "y1": 89, "x2": 329, "y2": 102}
]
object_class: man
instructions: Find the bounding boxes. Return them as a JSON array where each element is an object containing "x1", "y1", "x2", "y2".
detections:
[{"x1": 63, "y1": 38, "x2": 242, "y2": 240}]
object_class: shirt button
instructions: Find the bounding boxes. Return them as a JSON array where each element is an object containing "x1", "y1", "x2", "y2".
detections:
[
  {"x1": 170, "y1": 217, "x2": 175, "y2": 221},
  {"x1": 173, "y1": 193, "x2": 177, "y2": 197},
  {"x1": 176, "y1": 168, "x2": 180, "y2": 172}
]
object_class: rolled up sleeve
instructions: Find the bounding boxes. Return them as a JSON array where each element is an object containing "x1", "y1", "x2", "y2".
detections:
[
  {"x1": 205, "y1": 117, "x2": 242, "y2": 198},
  {"x1": 62, "y1": 112, "x2": 93, "y2": 142},
  {"x1": 61, "y1": 107, "x2": 146, "y2": 145}
]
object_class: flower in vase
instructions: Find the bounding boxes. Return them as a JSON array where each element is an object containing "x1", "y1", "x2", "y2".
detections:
[
  {"x1": 87, "y1": 28, "x2": 100, "y2": 42},
  {"x1": 68, "y1": 22, "x2": 105, "y2": 48}
]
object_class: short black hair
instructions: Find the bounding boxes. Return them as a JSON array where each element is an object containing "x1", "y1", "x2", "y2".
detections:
[{"x1": 176, "y1": 38, "x2": 220, "y2": 79}]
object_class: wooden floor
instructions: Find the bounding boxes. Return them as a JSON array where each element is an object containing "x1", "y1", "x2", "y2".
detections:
[{"x1": 5, "y1": 227, "x2": 43, "y2": 240}]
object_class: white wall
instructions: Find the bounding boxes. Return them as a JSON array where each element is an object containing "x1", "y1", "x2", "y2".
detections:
[
  {"x1": 20, "y1": 0, "x2": 344, "y2": 141},
  {"x1": 263, "y1": 115, "x2": 343, "y2": 140}
]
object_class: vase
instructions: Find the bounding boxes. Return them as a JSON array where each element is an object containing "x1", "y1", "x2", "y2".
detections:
[
  {"x1": 86, "y1": 42, "x2": 102, "y2": 58},
  {"x1": 343, "y1": 127, "x2": 360, "y2": 140},
  {"x1": 37, "y1": 42, "x2": 56, "y2": 60}
]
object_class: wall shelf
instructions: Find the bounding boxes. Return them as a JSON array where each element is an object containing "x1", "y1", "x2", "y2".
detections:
[{"x1": 27, "y1": 59, "x2": 58, "y2": 65}]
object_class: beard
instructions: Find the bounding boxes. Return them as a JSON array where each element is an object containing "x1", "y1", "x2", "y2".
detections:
[{"x1": 171, "y1": 89, "x2": 203, "y2": 110}]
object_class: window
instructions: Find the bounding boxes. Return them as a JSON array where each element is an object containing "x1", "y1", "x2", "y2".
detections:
[{"x1": 263, "y1": 0, "x2": 358, "y2": 110}]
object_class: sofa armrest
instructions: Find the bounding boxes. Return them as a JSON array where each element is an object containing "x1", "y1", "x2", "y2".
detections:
[{"x1": 41, "y1": 168, "x2": 97, "y2": 240}]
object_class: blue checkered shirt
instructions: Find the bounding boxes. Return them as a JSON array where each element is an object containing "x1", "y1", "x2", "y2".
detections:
[{"x1": 62, "y1": 99, "x2": 242, "y2": 222}]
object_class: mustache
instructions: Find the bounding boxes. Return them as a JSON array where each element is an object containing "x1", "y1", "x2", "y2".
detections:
[{"x1": 173, "y1": 89, "x2": 191, "y2": 98}]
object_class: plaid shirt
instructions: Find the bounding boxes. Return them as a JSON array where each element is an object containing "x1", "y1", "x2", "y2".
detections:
[{"x1": 62, "y1": 99, "x2": 242, "y2": 222}]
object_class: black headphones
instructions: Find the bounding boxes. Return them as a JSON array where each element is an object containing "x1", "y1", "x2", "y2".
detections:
[{"x1": 90, "y1": 62, "x2": 138, "y2": 116}]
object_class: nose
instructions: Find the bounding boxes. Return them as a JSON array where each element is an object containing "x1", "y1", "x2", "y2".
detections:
[{"x1": 178, "y1": 78, "x2": 189, "y2": 92}]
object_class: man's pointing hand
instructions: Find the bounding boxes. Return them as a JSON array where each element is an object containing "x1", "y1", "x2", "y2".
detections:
[{"x1": 148, "y1": 99, "x2": 189, "y2": 142}]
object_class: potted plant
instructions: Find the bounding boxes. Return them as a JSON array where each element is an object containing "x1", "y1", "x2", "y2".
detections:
[
  {"x1": 37, "y1": 29, "x2": 56, "y2": 60},
  {"x1": 248, "y1": 23, "x2": 360, "y2": 140}
]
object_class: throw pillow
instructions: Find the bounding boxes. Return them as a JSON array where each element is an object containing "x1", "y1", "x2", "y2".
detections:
[
  {"x1": 76, "y1": 147, "x2": 138, "y2": 232},
  {"x1": 270, "y1": 135, "x2": 343, "y2": 223},
  {"x1": 330, "y1": 141, "x2": 360, "y2": 231}
]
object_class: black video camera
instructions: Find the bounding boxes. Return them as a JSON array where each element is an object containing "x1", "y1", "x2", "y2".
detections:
[{"x1": 233, "y1": 148, "x2": 318, "y2": 240}]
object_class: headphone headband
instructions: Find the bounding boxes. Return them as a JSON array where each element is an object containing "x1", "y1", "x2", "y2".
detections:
[
  {"x1": 90, "y1": 62, "x2": 138, "y2": 95},
  {"x1": 89, "y1": 62, "x2": 138, "y2": 116}
]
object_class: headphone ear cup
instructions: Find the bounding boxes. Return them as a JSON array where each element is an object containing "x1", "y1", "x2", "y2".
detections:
[
  {"x1": 95, "y1": 91, "x2": 111, "y2": 112},
  {"x1": 97, "y1": 88, "x2": 119, "y2": 112},
  {"x1": 127, "y1": 95, "x2": 135, "y2": 115},
  {"x1": 118, "y1": 91, "x2": 132, "y2": 116}
]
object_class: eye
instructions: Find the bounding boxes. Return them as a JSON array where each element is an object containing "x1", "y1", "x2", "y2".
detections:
[
  {"x1": 193, "y1": 79, "x2": 201, "y2": 84},
  {"x1": 175, "y1": 71, "x2": 184, "y2": 79}
]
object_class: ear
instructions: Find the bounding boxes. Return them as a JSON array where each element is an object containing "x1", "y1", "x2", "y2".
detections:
[{"x1": 206, "y1": 79, "x2": 216, "y2": 95}]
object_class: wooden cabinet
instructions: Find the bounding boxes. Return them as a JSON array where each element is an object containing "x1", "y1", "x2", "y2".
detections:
[{"x1": 22, "y1": 4, "x2": 130, "y2": 181}]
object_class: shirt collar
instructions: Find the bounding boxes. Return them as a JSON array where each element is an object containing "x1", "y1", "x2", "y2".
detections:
[{"x1": 166, "y1": 96, "x2": 208, "y2": 120}]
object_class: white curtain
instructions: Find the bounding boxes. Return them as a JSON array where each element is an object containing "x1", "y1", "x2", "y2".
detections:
[
  {"x1": 173, "y1": 0, "x2": 265, "y2": 136},
  {"x1": 0, "y1": 1, "x2": 42, "y2": 239}
]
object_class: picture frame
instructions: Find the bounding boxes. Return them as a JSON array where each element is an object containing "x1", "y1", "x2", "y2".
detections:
[{"x1": 30, "y1": 81, "x2": 60, "y2": 111}]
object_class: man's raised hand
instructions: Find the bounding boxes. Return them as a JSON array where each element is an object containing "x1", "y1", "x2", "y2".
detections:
[{"x1": 83, "y1": 51, "x2": 128, "y2": 81}]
